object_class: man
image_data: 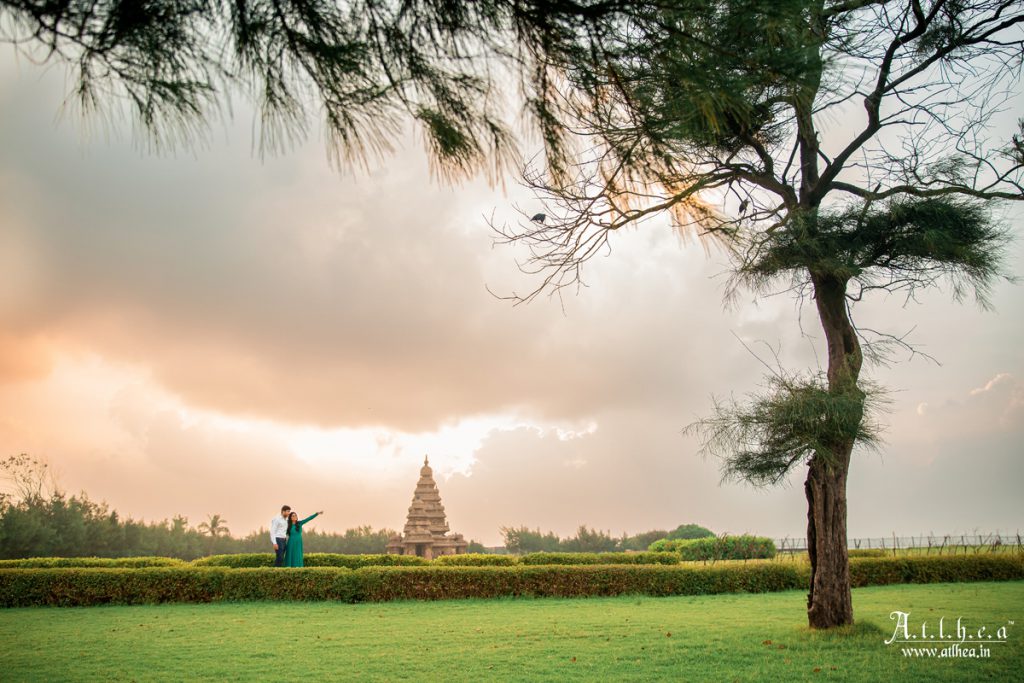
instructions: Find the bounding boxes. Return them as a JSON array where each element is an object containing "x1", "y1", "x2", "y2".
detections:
[{"x1": 271, "y1": 505, "x2": 291, "y2": 567}]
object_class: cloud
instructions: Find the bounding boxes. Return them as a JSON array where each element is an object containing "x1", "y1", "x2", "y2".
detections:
[
  {"x1": 440, "y1": 407, "x2": 815, "y2": 544},
  {"x1": 0, "y1": 59, "x2": 767, "y2": 432},
  {"x1": 0, "y1": 347, "x2": 627, "y2": 539},
  {"x1": 913, "y1": 373, "x2": 1024, "y2": 438},
  {"x1": 0, "y1": 332, "x2": 54, "y2": 383},
  {"x1": 0, "y1": 349, "x2": 473, "y2": 534}
]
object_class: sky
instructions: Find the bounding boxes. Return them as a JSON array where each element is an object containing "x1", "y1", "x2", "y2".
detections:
[{"x1": 1, "y1": 53, "x2": 1022, "y2": 547}]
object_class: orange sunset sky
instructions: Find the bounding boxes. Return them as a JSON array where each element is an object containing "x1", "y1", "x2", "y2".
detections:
[{"x1": 1, "y1": 56, "x2": 1022, "y2": 546}]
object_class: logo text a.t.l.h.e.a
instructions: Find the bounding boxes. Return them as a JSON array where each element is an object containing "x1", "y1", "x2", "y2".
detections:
[{"x1": 884, "y1": 611, "x2": 1014, "y2": 645}]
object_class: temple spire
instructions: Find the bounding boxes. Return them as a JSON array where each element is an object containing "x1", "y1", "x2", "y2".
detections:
[{"x1": 386, "y1": 454, "x2": 467, "y2": 560}]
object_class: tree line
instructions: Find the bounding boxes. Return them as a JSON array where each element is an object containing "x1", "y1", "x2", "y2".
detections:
[
  {"x1": 0, "y1": 454, "x2": 403, "y2": 559},
  {"x1": 3, "y1": 455, "x2": 704, "y2": 559},
  {"x1": 0, "y1": 488, "x2": 403, "y2": 561},
  {"x1": 500, "y1": 524, "x2": 714, "y2": 554}
]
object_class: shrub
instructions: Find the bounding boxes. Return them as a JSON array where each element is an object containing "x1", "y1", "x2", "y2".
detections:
[
  {"x1": 353, "y1": 563, "x2": 804, "y2": 601},
  {"x1": 2, "y1": 555, "x2": 1020, "y2": 607},
  {"x1": 0, "y1": 567, "x2": 359, "y2": 607},
  {"x1": 648, "y1": 539, "x2": 676, "y2": 552},
  {"x1": 305, "y1": 554, "x2": 429, "y2": 569},
  {"x1": 847, "y1": 549, "x2": 888, "y2": 558},
  {"x1": 0, "y1": 564, "x2": 799, "y2": 606},
  {"x1": 191, "y1": 553, "x2": 429, "y2": 568},
  {"x1": 218, "y1": 568, "x2": 359, "y2": 602},
  {"x1": 433, "y1": 554, "x2": 519, "y2": 566},
  {"x1": 0, "y1": 557, "x2": 184, "y2": 569},
  {"x1": 191, "y1": 554, "x2": 272, "y2": 568},
  {"x1": 518, "y1": 552, "x2": 681, "y2": 565},
  {"x1": 665, "y1": 524, "x2": 715, "y2": 540},
  {"x1": 648, "y1": 536, "x2": 776, "y2": 561},
  {"x1": 847, "y1": 555, "x2": 1024, "y2": 586}
]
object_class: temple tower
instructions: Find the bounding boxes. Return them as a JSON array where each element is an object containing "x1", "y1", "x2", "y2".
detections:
[{"x1": 386, "y1": 456, "x2": 468, "y2": 559}]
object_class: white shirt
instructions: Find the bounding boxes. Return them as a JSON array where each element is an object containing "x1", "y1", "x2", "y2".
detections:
[{"x1": 270, "y1": 515, "x2": 288, "y2": 544}]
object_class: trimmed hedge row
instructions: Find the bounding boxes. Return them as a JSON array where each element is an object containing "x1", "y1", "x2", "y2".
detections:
[
  {"x1": 0, "y1": 563, "x2": 802, "y2": 607},
  {"x1": 0, "y1": 567, "x2": 357, "y2": 606},
  {"x1": 848, "y1": 554, "x2": 1024, "y2": 586},
  {"x1": 0, "y1": 557, "x2": 185, "y2": 569},
  {"x1": 847, "y1": 549, "x2": 888, "y2": 558},
  {"x1": 355, "y1": 562, "x2": 800, "y2": 601},
  {"x1": 16, "y1": 552, "x2": 679, "y2": 569},
  {"x1": 433, "y1": 553, "x2": 519, "y2": 566},
  {"x1": 518, "y1": 552, "x2": 681, "y2": 566},
  {"x1": 434, "y1": 552, "x2": 681, "y2": 566},
  {"x1": 2, "y1": 555, "x2": 1021, "y2": 607},
  {"x1": 191, "y1": 553, "x2": 429, "y2": 568},
  {"x1": 649, "y1": 535, "x2": 776, "y2": 561}
]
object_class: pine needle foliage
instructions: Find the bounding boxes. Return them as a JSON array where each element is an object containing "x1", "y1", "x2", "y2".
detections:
[
  {"x1": 0, "y1": 0, "x2": 520, "y2": 178},
  {"x1": 688, "y1": 374, "x2": 886, "y2": 487},
  {"x1": 736, "y1": 197, "x2": 1010, "y2": 307}
]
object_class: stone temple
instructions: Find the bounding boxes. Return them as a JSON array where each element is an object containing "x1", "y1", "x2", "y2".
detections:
[{"x1": 386, "y1": 456, "x2": 468, "y2": 560}]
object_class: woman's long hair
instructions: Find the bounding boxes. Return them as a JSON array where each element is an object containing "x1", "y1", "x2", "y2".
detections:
[{"x1": 287, "y1": 512, "x2": 298, "y2": 536}]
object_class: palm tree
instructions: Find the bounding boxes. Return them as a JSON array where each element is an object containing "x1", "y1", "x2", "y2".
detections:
[
  {"x1": 198, "y1": 514, "x2": 229, "y2": 538},
  {"x1": 197, "y1": 514, "x2": 230, "y2": 556}
]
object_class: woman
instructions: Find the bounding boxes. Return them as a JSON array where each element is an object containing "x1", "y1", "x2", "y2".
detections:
[{"x1": 283, "y1": 510, "x2": 323, "y2": 567}]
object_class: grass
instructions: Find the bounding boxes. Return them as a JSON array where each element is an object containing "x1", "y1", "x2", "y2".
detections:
[{"x1": 0, "y1": 581, "x2": 1020, "y2": 681}]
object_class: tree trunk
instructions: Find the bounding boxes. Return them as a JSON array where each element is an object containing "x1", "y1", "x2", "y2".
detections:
[
  {"x1": 805, "y1": 272, "x2": 862, "y2": 629},
  {"x1": 805, "y1": 450, "x2": 853, "y2": 628}
]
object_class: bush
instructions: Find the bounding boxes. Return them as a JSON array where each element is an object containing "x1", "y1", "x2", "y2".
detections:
[
  {"x1": 649, "y1": 538, "x2": 685, "y2": 557},
  {"x1": 190, "y1": 554, "x2": 272, "y2": 568},
  {"x1": 2, "y1": 555, "x2": 1020, "y2": 607},
  {"x1": 0, "y1": 567, "x2": 359, "y2": 607},
  {"x1": 0, "y1": 564, "x2": 800, "y2": 606},
  {"x1": 665, "y1": 524, "x2": 715, "y2": 540},
  {"x1": 303, "y1": 554, "x2": 430, "y2": 569},
  {"x1": 355, "y1": 562, "x2": 803, "y2": 601},
  {"x1": 433, "y1": 554, "x2": 519, "y2": 566},
  {"x1": 847, "y1": 555, "x2": 1024, "y2": 586},
  {"x1": 847, "y1": 549, "x2": 888, "y2": 558},
  {"x1": 191, "y1": 553, "x2": 429, "y2": 568},
  {"x1": 649, "y1": 536, "x2": 776, "y2": 561},
  {"x1": 0, "y1": 556, "x2": 184, "y2": 568},
  {"x1": 519, "y1": 552, "x2": 681, "y2": 565}
]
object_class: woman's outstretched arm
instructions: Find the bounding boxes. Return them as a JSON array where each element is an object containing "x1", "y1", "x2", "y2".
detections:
[{"x1": 298, "y1": 511, "x2": 322, "y2": 526}]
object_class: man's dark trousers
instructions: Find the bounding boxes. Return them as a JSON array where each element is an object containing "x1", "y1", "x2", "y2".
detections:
[{"x1": 275, "y1": 537, "x2": 288, "y2": 567}]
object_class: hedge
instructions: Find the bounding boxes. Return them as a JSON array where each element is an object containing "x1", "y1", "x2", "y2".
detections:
[
  {"x1": 191, "y1": 553, "x2": 429, "y2": 568},
  {"x1": 847, "y1": 549, "x2": 888, "y2": 558},
  {"x1": 433, "y1": 553, "x2": 519, "y2": 566},
  {"x1": 649, "y1": 536, "x2": 776, "y2": 561},
  {"x1": 0, "y1": 563, "x2": 802, "y2": 607},
  {"x1": 518, "y1": 552, "x2": 682, "y2": 565},
  {"x1": 0, "y1": 557, "x2": 184, "y2": 569},
  {"x1": 191, "y1": 552, "x2": 680, "y2": 567},
  {"x1": 355, "y1": 563, "x2": 801, "y2": 601},
  {"x1": 847, "y1": 555, "x2": 1024, "y2": 586},
  {"x1": 0, "y1": 567, "x2": 358, "y2": 607},
  {"x1": 2, "y1": 555, "x2": 1020, "y2": 607}
]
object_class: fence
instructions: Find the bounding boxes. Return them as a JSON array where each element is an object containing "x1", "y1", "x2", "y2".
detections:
[{"x1": 773, "y1": 532, "x2": 1022, "y2": 554}]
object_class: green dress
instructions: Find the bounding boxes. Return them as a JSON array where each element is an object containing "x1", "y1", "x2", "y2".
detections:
[{"x1": 283, "y1": 513, "x2": 319, "y2": 567}]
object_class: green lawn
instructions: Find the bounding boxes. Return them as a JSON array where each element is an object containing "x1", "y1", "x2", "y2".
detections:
[{"x1": 1, "y1": 582, "x2": 1021, "y2": 681}]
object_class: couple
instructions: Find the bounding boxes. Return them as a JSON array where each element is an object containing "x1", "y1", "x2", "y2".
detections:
[{"x1": 270, "y1": 504, "x2": 324, "y2": 567}]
